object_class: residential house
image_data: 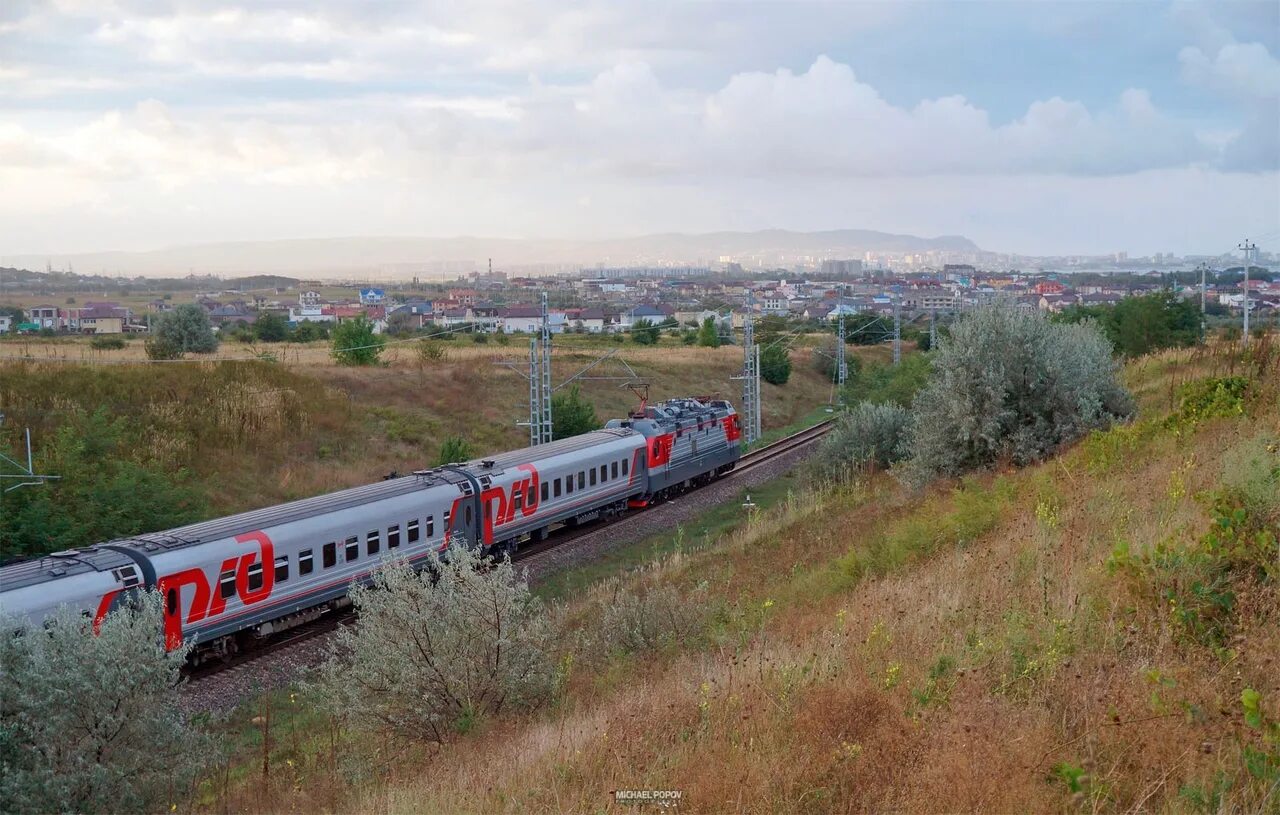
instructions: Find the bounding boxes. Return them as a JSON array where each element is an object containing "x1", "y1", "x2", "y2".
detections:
[
  {"x1": 359, "y1": 288, "x2": 386, "y2": 306},
  {"x1": 0, "y1": 315, "x2": 11, "y2": 333},
  {"x1": 389, "y1": 300, "x2": 434, "y2": 330},
  {"x1": 499, "y1": 305, "x2": 545, "y2": 333},
  {"x1": 620, "y1": 304, "x2": 671, "y2": 330},
  {"x1": 569, "y1": 307, "x2": 609, "y2": 333},
  {"x1": 208, "y1": 304, "x2": 256, "y2": 327},
  {"x1": 29, "y1": 305, "x2": 60, "y2": 330}
]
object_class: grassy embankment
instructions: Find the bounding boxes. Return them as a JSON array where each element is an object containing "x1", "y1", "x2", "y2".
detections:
[
  {"x1": 0, "y1": 337, "x2": 847, "y2": 557},
  {"x1": 198, "y1": 340, "x2": 1277, "y2": 814}
]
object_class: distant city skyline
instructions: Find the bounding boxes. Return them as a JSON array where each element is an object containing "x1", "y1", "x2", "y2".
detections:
[{"x1": 1, "y1": 1, "x2": 1277, "y2": 258}]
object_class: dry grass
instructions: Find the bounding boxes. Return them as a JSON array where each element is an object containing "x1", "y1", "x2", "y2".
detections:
[{"x1": 1, "y1": 339, "x2": 839, "y2": 544}]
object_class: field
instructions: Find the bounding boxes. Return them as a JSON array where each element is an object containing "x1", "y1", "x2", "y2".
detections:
[
  {"x1": 192, "y1": 340, "x2": 1279, "y2": 814},
  {"x1": 0, "y1": 334, "x2": 856, "y2": 556}
]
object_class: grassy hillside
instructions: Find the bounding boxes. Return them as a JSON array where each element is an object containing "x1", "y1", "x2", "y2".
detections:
[
  {"x1": 200, "y1": 341, "x2": 1277, "y2": 814},
  {"x1": 0, "y1": 338, "x2": 845, "y2": 556}
]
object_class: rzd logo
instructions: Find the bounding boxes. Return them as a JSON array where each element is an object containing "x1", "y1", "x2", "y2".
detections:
[{"x1": 151, "y1": 531, "x2": 276, "y2": 649}]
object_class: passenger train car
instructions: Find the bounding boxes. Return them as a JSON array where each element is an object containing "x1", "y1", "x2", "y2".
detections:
[{"x1": 0, "y1": 397, "x2": 741, "y2": 662}]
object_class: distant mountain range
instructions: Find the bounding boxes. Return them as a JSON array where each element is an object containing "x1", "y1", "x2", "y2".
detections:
[{"x1": 4, "y1": 229, "x2": 980, "y2": 278}]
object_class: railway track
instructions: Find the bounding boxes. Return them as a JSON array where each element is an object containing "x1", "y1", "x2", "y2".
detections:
[{"x1": 184, "y1": 418, "x2": 833, "y2": 686}]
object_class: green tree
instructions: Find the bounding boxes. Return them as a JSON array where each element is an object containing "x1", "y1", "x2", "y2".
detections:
[
  {"x1": 841, "y1": 313, "x2": 892, "y2": 345},
  {"x1": 312, "y1": 547, "x2": 555, "y2": 744},
  {"x1": 153, "y1": 303, "x2": 218, "y2": 354},
  {"x1": 253, "y1": 310, "x2": 289, "y2": 342},
  {"x1": 760, "y1": 342, "x2": 792, "y2": 385},
  {"x1": 435, "y1": 435, "x2": 475, "y2": 466},
  {"x1": 331, "y1": 315, "x2": 386, "y2": 365},
  {"x1": 697, "y1": 316, "x2": 720, "y2": 348},
  {"x1": 552, "y1": 384, "x2": 602, "y2": 440},
  {"x1": 630, "y1": 318, "x2": 659, "y2": 345},
  {"x1": 0, "y1": 594, "x2": 208, "y2": 814}
]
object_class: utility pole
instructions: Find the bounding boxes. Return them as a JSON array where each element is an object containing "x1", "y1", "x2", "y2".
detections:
[
  {"x1": 1196, "y1": 261, "x2": 1208, "y2": 342},
  {"x1": 929, "y1": 307, "x2": 937, "y2": 349},
  {"x1": 1238, "y1": 240, "x2": 1255, "y2": 346}
]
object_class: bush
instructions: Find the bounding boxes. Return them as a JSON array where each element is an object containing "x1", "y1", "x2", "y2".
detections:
[
  {"x1": 471, "y1": 331, "x2": 489, "y2": 344},
  {"x1": 1220, "y1": 433, "x2": 1280, "y2": 526},
  {"x1": 330, "y1": 316, "x2": 386, "y2": 365},
  {"x1": 435, "y1": 435, "x2": 474, "y2": 465},
  {"x1": 143, "y1": 333, "x2": 184, "y2": 360},
  {"x1": 552, "y1": 383, "x2": 602, "y2": 440},
  {"x1": 89, "y1": 335, "x2": 126, "y2": 350},
  {"x1": 630, "y1": 318, "x2": 659, "y2": 345},
  {"x1": 152, "y1": 304, "x2": 218, "y2": 354},
  {"x1": 0, "y1": 593, "x2": 207, "y2": 814},
  {"x1": 290, "y1": 320, "x2": 328, "y2": 342},
  {"x1": 809, "y1": 402, "x2": 910, "y2": 482},
  {"x1": 902, "y1": 304, "x2": 1134, "y2": 485},
  {"x1": 842, "y1": 354, "x2": 929, "y2": 407},
  {"x1": 311, "y1": 548, "x2": 556, "y2": 743},
  {"x1": 416, "y1": 340, "x2": 448, "y2": 364},
  {"x1": 760, "y1": 343, "x2": 792, "y2": 385},
  {"x1": 590, "y1": 582, "x2": 707, "y2": 656}
]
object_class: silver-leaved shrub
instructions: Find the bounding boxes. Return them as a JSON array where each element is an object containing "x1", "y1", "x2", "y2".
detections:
[
  {"x1": 311, "y1": 546, "x2": 555, "y2": 743},
  {"x1": 901, "y1": 304, "x2": 1134, "y2": 485},
  {"x1": 0, "y1": 592, "x2": 207, "y2": 815}
]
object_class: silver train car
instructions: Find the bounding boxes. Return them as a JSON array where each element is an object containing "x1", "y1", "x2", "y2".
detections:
[{"x1": 0, "y1": 397, "x2": 740, "y2": 661}]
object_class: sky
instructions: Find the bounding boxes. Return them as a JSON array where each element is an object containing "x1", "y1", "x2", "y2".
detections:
[{"x1": 1, "y1": 0, "x2": 1277, "y2": 258}]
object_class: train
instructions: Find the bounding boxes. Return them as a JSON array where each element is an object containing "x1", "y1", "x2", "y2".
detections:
[{"x1": 0, "y1": 396, "x2": 741, "y2": 663}]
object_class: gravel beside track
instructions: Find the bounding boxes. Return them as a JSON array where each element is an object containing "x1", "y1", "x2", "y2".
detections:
[{"x1": 181, "y1": 435, "x2": 820, "y2": 715}]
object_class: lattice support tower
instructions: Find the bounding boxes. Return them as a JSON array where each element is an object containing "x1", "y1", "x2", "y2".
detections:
[
  {"x1": 892, "y1": 286, "x2": 902, "y2": 366},
  {"x1": 539, "y1": 291, "x2": 553, "y2": 444}
]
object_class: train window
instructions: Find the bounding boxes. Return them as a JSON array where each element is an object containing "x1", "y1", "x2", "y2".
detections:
[
  {"x1": 600, "y1": 464, "x2": 607, "y2": 482},
  {"x1": 611, "y1": 461, "x2": 619, "y2": 479},
  {"x1": 407, "y1": 519, "x2": 420, "y2": 543},
  {"x1": 513, "y1": 492, "x2": 523, "y2": 510},
  {"x1": 388, "y1": 524, "x2": 400, "y2": 549},
  {"x1": 443, "y1": 510, "x2": 451, "y2": 529},
  {"x1": 367, "y1": 530, "x2": 380, "y2": 556},
  {"x1": 464, "y1": 505, "x2": 473, "y2": 525},
  {"x1": 541, "y1": 482, "x2": 549, "y2": 502},
  {"x1": 300, "y1": 549, "x2": 314, "y2": 575},
  {"x1": 219, "y1": 570, "x2": 236, "y2": 599},
  {"x1": 345, "y1": 536, "x2": 359, "y2": 561},
  {"x1": 589, "y1": 468, "x2": 597, "y2": 486},
  {"x1": 566, "y1": 475, "x2": 574, "y2": 495},
  {"x1": 553, "y1": 478, "x2": 561, "y2": 498},
  {"x1": 274, "y1": 555, "x2": 289, "y2": 583},
  {"x1": 323, "y1": 542, "x2": 336, "y2": 569},
  {"x1": 166, "y1": 589, "x2": 177, "y2": 616},
  {"x1": 577, "y1": 472, "x2": 585, "y2": 490},
  {"x1": 247, "y1": 562, "x2": 264, "y2": 592},
  {"x1": 622, "y1": 459, "x2": 629, "y2": 475},
  {"x1": 426, "y1": 516, "x2": 434, "y2": 537}
]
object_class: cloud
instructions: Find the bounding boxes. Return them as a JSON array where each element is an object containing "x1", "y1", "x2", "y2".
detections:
[{"x1": 1180, "y1": 41, "x2": 1280, "y2": 98}]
